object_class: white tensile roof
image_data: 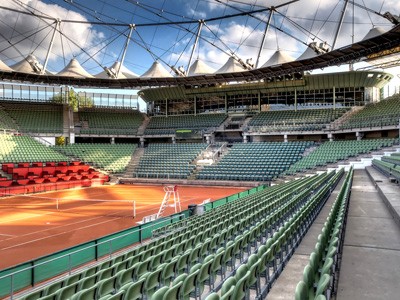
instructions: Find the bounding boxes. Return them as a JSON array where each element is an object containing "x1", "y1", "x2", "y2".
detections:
[
  {"x1": 141, "y1": 61, "x2": 172, "y2": 78},
  {"x1": 215, "y1": 56, "x2": 247, "y2": 73},
  {"x1": 261, "y1": 50, "x2": 295, "y2": 68},
  {"x1": 0, "y1": 60, "x2": 13, "y2": 72},
  {"x1": 188, "y1": 59, "x2": 215, "y2": 76},
  {"x1": 10, "y1": 54, "x2": 43, "y2": 74},
  {"x1": 96, "y1": 61, "x2": 139, "y2": 79},
  {"x1": 57, "y1": 58, "x2": 94, "y2": 78},
  {"x1": 362, "y1": 27, "x2": 386, "y2": 41},
  {"x1": 297, "y1": 45, "x2": 318, "y2": 61}
]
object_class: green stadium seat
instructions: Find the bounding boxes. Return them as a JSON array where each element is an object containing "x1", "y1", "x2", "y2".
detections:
[{"x1": 120, "y1": 277, "x2": 145, "y2": 300}]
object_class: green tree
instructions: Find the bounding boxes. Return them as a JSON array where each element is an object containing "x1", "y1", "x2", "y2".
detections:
[{"x1": 50, "y1": 88, "x2": 93, "y2": 111}]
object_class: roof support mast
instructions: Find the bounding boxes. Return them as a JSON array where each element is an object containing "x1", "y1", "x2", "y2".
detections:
[
  {"x1": 117, "y1": 24, "x2": 135, "y2": 78},
  {"x1": 42, "y1": 19, "x2": 60, "y2": 74},
  {"x1": 332, "y1": 0, "x2": 349, "y2": 50},
  {"x1": 186, "y1": 20, "x2": 204, "y2": 75},
  {"x1": 255, "y1": 8, "x2": 274, "y2": 68}
]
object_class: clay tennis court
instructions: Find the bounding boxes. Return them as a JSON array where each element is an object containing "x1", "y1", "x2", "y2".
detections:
[{"x1": 0, "y1": 184, "x2": 246, "y2": 269}]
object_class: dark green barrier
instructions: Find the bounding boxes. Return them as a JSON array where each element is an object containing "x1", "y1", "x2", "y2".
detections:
[
  {"x1": 97, "y1": 229, "x2": 139, "y2": 259},
  {"x1": 227, "y1": 193, "x2": 239, "y2": 202},
  {"x1": 210, "y1": 197, "x2": 227, "y2": 208},
  {"x1": 0, "y1": 263, "x2": 32, "y2": 299},
  {"x1": 239, "y1": 190, "x2": 249, "y2": 197}
]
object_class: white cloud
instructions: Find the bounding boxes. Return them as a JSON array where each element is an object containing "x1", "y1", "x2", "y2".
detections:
[
  {"x1": 186, "y1": 7, "x2": 207, "y2": 19},
  {"x1": 0, "y1": 0, "x2": 106, "y2": 73}
]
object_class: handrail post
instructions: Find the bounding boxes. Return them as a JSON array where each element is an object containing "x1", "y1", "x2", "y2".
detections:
[
  {"x1": 68, "y1": 254, "x2": 72, "y2": 275},
  {"x1": 10, "y1": 274, "x2": 14, "y2": 300}
]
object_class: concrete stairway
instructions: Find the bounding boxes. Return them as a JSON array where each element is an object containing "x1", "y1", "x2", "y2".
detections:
[
  {"x1": 329, "y1": 106, "x2": 363, "y2": 129},
  {"x1": 217, "y1": 115, "x2": 232, "y2": 131},
  {"x1": 188, "y1": 144, "x2": 230, "y2": 180},
  {"x1": 120, "y1": 147, "x2": 145, "y2": 178},
  {"x1": 137, "y1": 115, "x2": 150, "y2": 135}
]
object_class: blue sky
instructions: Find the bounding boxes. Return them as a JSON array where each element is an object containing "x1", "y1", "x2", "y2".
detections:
[{"x1": 0, "y1": 0, "x2": 399, "y2": 93}]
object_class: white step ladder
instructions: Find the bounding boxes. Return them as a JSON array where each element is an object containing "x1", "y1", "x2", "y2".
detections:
[{"x1": 156, "y1": 185, "x2": 181, "y2": 219}]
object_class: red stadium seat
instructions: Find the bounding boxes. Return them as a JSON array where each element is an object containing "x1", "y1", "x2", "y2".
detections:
[
  {"x1": 0, "y1": 180, "x2": 13, "y2": 187},
  {"x1": 17, "y1": 179, "x2": 30, "y2": 185},
  {"x1": 2, "y1": 163, "x2": 14, "y2": 172},
  {"x1": 34, "y1": 178, "x2": 45, "y2": 184}
]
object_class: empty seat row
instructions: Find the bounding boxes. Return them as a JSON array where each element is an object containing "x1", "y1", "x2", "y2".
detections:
[
  {"x1": 135, "y1": 143, "x2": 207, "y2": 179},
  {"x1": 0, "y1": 134, "x2": 69, "y2": 163},
  {"x1": 0, "y1": 101, "x2": 64, "y2": 134},
  {"x1": 79, "y1": 108, "x2": 144, "y2": 136},
  {"x1": 198, "y1": 142, "x2": 312, "y2": 181},
  {"x1": 144, "y1": 114, "x2": 227, "y2": 135},
  {"x1": 372, "y1": 155, "x2": 400, "y2": 182},
  {"x1": 295, "y1": 167, "x2": 353, "y2": 300},
  {"x1": 284, "y1": 139, "x2": 397, "y2": 176},
  {"x1": 249, "y1": 108, "x2": 349, "y2": 132},
  {"x1": 339, "y1": 94, "x2": 400, "y2": 129},
  {"x1": 56, "y1": 143, "x2": 136, "y2": 173},
  {"x1": 202, "y1": 170, "x2": 345, "y2": 300}
]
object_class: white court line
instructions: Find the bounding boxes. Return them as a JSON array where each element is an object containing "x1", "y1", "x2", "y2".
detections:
[
  {"x1": 0, "y1": 233, "x2": 16, "y2": 237},
  {"x1": 0, "y1": 217, "x2": 126, "y2": 251}
]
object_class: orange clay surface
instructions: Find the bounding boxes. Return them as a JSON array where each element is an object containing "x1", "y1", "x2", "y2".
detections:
[{"x1": 0, "y1": 184, "x2": 247, "y2": 269}]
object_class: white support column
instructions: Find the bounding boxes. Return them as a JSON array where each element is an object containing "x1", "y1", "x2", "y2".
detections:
[
  {"x1": 69, "y1": 132, "x2": 75, "y2": 144},
  {"x1": 42, "y1": 19, "x2": 60, "y2": 74},
  {"x1": 328, "y1": 133, "x2": 333, "y2": 142},
  {"x1": 255, "y1": 9, "x2": 274, "y2": 68},
  {"x1": 243, "y1": 134, "x2": 248, "y2": 143},
  {"x1": 284, "y1": 134, "x2": 288, "y2": 143},
  {"x1": 172, "y1": 136, "x2": 176, "y2": 144},
  {"x1": 117, "y1": 24, "x2": 135, "y2": 78},
  {"x1": 332, "y1": 0, "x2": 349, "y2": 50},
  {"x1": 111, "y1": 137, "x2": 115, "y2": 144},
  {"x1": 333, "y1": 86, "x2": 336, "y2": 110},
  {"x1": 187, "y1": 20, "x2": 204, "y2": 75},
  {"x1": 140, "y1": 137, "x2": 145, "y2": 148}
]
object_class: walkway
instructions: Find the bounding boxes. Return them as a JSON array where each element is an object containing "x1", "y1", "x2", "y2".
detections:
[
  {"x1": 336, "y1": 169, "x2": 400, "y2": 300},
  {"x1": 267, "y1": 174, "x2": 346, "y2": 299}
]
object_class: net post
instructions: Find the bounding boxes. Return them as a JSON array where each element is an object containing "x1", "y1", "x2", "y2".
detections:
[
  {"x1": 56, "y1": 198, "x2": 59, "y2": 210},
  {"x1": 133, "y1": 200, "x2": 136, "y2": 218}
]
